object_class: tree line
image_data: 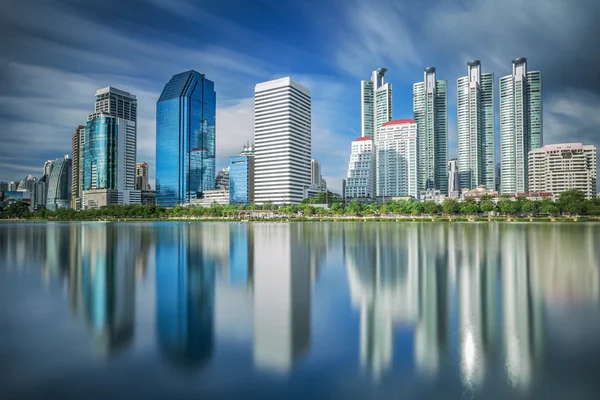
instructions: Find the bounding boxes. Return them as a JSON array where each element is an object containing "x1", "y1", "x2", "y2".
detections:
[{"x1": 0, "y1": 189, "x2": 598, "y2": 220}]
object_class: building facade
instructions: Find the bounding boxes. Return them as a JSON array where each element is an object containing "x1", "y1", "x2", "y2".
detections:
[
  {"x1": 229, "y1": 144, "x2": 255, "y2": 205},
  {"x1": 156, "y1": 70, "x2": 216, "y2": 206},
  {"x1": 500, "y1": 58, "x2": 542, "y2": 194},
  {"x1": 414, "y1": 67, "x2": 448, "y2": 194},
  {"x1": 71, "y1": 125, "x2": 85, "y2": 209},
  {"x1": 529, "y1": 143, "x2": 596, "y2": 199},
  {"x1": 135, "y1": 162, "x2": 150, "y2": 191},
  {"x1": 345, "y1": 137, "x2": 376, "y2": 199},
  {"x1": 448, "y1": 158, "x2": 459, "y2": 198},
  {"x1": 457, "y1": 61, "x2": 495, "y2": 191},
  {"x1": 376, "y1": 119, "x2": 418, "y2": 198},
  {"x1": 361, "y1": 68, "x2": 392, "y2": 139},
  {"x1": 254, "y1": 77, "x2": 311, "y2": 205},
  {"x1": 215, "y1": 167, "x2": 230, "y2": 190},
  {"x1": 46, "y1": 155, "x2": 72, "y2": 211}
]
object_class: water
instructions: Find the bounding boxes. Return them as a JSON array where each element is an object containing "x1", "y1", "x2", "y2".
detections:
[{"x1": 1, "y1": 222, "x2": 599, "y2": 399}]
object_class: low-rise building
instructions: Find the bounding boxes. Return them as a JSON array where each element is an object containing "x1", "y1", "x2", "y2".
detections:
[
  {"x1": 529, "y1": 143, "x2": 597, "y2": 200},
  {"x1": 191, "y1": 189, "x2": 230, "y2": 207}
]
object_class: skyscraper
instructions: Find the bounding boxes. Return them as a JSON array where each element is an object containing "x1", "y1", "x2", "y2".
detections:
[
  {"x1": 254, "y1": 77, "x2": 311, "y2": 205},
  {"x1": 229, "y1": 143, "x2": 255, "y2": 205},
  {"x1": 135, "y1": 162, "x2": 150, "y2": 191},
  {"x1": 94, "y1": 87, "x2": 137, "y2": 121},
  {"x1": 457, "y1": 61, "x2": 495, "y2": 191},
  {"x1": 414, "y1": 67, "x2": 448, "y2": 195},
  {"x1": 448, "y1": 158, "x2": 459, "y2": 197},
  {"x1": 156, "y1": 71, "x2": 216, "y2": 206},
  {"x1": 47, "y1": 155, "x2": 72, "y2": 211},
  {"x1": 361, "y1": 68, "x2": 392, "y2": 138},
  {"x1": 71, "y1": 125, "x2": 85, "y2": 209},
  {"x1": 499, "y1": 58, "x2": 542, "y2": 194},
  {"x1": 376, "y1": 119, "x2": 418, "y2": 198},
  {"x1": 345, "y1": 137, "x2": 376, "y2": 199}
]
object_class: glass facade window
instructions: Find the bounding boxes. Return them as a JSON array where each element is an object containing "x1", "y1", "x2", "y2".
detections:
[
  {"x1": 229, "y1": 156, "x2": 249, "y2": 205},
  {"x1": 156, "y1": 71, "x2": 216, "y2": 207},
  {"x1": 84, "y1": 116, "x2": 118, "y2": 191},
  {"x1": 46, "y1": 156, "x2": 72, "y2": 211}
]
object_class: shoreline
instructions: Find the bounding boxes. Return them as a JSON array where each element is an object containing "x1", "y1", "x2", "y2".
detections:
[{"x1": 1, "y1": 216, "x2": 598, "y2": 223}]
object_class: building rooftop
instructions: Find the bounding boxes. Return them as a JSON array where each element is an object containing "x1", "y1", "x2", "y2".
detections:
[
  {"x1": 382, "y1": 119, "x2": 416, "y2": 126},
  {"x1": 354, "y1": 137, "x2": 373, "y2": 141}
]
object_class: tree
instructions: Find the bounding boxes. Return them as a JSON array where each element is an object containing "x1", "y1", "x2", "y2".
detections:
[
  {"x1": 3, "y1": 201, "x2": 31, "y2": 219},
  {"x1": 480, "y1": 198, "x2": 495, "y2": 214},
  {"x1": 346, "y1": 199, "x2": 363, "y2": 216},
  {"x1": 497, "y1": 197, "x2": 517, "y2": 215},
  {"x1": 409, "y1": 201, "x2": 424, "y2": 216},
  {"x1": 557, "y1": 189, "x2": 586, "y2": 215},
  {"x1": 442, "y1": 199, "x2": 460, "y2": 215},
  {"x1": 460, "y1": 198, "x2": 480, "y2": 215},
  {"x1": 423, "y1": 201, "x2": 441, "y2": 216},
  {"x1": 521, "y1": 200, "x2": 539, "y2": 215},
  {"x1": 302, "y1": 205, "x2": 315, "y2": 217}
]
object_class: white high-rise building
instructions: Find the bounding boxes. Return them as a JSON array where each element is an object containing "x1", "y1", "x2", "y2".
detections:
[
  {"x1": 529, "y1": 143, "x2": 597, "y2": 199},
  {"x1": 448, "y1": 158, "x2": 459, "y2": 197},
  {"x1": 361, "y1": 68, "x2": 392, "y2": 139},
  {"x1": 376, "y1": 119, "x2": 418, "y2": 198},
  {"x1": 345, "y1": 137, "x2": 376, "y2": 199},
  {"x1": 254, "y1": 77, "x2": 311, "y2": 205},
  {"x1": 457, "y1": 61, "x2": 495, "y2": 191},
  {"x1": 414, "y1": 67, "x2": 448, "y2": 195},
  {"x1": 500, "y1": 58, "x2": 542, "y2": 194}
]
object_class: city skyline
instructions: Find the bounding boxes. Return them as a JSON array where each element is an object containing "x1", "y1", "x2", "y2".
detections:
[{"x1": 1, "y1": 0, "x2": 599, "y2": 195}]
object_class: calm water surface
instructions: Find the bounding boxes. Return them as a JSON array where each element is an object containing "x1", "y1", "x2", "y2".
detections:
[{"x1": 1, "y1": 222, "x2": 599, "y2": 399}]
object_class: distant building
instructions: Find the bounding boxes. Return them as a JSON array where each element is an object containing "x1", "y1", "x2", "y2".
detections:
[
  {"x1": 215, "y1": 167, "x2": 230, "y2": 190},
  {"x1": 156, "y1": 70, "x2": 216, "y2": 206},
  {"x1": 419, "y1": 189, "x2": 446, "y2": 204},
  {"x1": 136, "y1": 162, "x2": 151, "y2": 191},
  {"x1": 462, "y1": 185, "x2": 498, "y2": 199},
  {"x1": 0, "y1": 181, "x2": 7, "y2": 191},
  {"x1": 499, "y1": 58, "x2": 542, "y2": 194},
  {"x1": 191, "y1": 189, "x2": 230, "y2": 207},
  {"x1": 254, "y1": 77, "x2": 311, "y2": 205},
  {"x1": 529, "y1": 143, "x2": 597, "y2": 200},
  {"x1": 8, "y1": 181, "x2": 18, "y2": 192},
  {"x1": 229, "y1": 144, "x2": 255, "y2": 205},
  {"x1": 141, "y1": 190, "x2": 156, "y2": 205},
  {"x1": 71, "y1": 125, "x2": 85, "y2": 209},
  {"x1": 376, "y1": 119, "x2": 418, "y2": 199},
  {"x1": 43, "y1": 160, "x2": 54, "y2": 178},
  {"x1": 361, "y1": 68, "x2": 392, "y2": 138},
  {"x1": 345, "y1": 137, "x2": 376, "y2": 199},
  {"x1": 311, "y1": 159, "x2": 326, "y2": 191},
  {"x1": 414, "y1": 67, "x2": 448, "y2": 195},
  {"x1": 17, "y1": 175, "x2": 38, "y2": 210},
  {"x1": 47, "y1": 155, "x2": 72, "y2": 211},
  {"x1": 448, "y1": 158, "x2": 459, "y2": 198},
  {"x1": 342, "y1": 179, "x2": 347, "y2": 200}
]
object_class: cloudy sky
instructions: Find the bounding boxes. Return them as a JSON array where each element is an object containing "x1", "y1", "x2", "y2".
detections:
[{"x1": 1, "y1": 0, "x2": 599, "y2": 192}]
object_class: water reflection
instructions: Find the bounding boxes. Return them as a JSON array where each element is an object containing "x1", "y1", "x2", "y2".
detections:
[
  {"x1": 1, "y1": 222, "x2": 599, "y2": 398},
  {"x1": 156, "y1": 224, "x2": 215, "y2": 369}
]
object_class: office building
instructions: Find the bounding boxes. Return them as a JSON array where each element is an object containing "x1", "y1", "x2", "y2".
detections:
[
  {"x1": 8, "y1": 181, "x2": 18, "y2": 192},
  {"x1": 191, "y1": 189, "x2": 230, "y2": 207},
  {"x1": 254, "y1": 77, "x2": 311, "y2": 205},
  {"x1": 135, "y1": 162, "x2": 150, "y2": 191},
  {"x1": 457, "y1": 61, "x2": 495, "y2": 190},
  {"x1": 156, "y1": 71, "x2": 216, "y2": 206},
  {"x1": 0, "y1": 181, "x2": 7, "y2": 191},
  {"x1": 43, "y1": 160, "x2": 54, "y2": 178},
  {"x1": 141, "y1": 190, "x2": 156, "y2": 205},
  {"x1": 311, "y1": 159, "x2": 327, "y2": 190},
  {"x1": 448, "y1": 158, "x2": 459, "y2": 198},
  {"x1": 71, "y1": 125, "x2": 85, "y2": 209},
  {"x1": 46, "y1": 155, "x2": 72, "y2": 211},
  {"x1": 229, "y1": 143, "x2": 255, "y2": 205},
  {"x1": 529, "y1": 143, "x2": 596, "y2": 199},
  {"x1": 83, "y1": 112, "x2": 139, "y2": 208},
  {"x1": 361, "y1": 68, "x2": 392, "y2": 138},
  {"x1": 414, "y1": 67, "x2": 448, "y2": 194},
  {"x1": 345, "y1": 137, "x2": 376, "y2": 199},
  {"x1": 215, "y1": 167, "x2": 230, "y2": 190},
  {"x1": 94, "y1": 86, "x2": 137, "y2": 121},
  {"x1": 376, "y1": 119, "x2": 418, "y2": 198},
  {"x1": 500, "y1": 58, "x2": 542, "y2": 194}
]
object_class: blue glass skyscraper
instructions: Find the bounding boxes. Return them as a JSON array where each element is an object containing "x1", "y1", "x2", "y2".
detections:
[{"x1": 156, "y1": 71, "x2": 216, "y2": 207}]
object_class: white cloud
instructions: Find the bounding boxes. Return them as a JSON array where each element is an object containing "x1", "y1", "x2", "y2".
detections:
[{"x1": 215, "y1": 98, "x2": 255, "y2": 170}]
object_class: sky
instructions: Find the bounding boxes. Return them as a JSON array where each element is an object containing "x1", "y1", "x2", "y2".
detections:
[{"x1": 1, "y1": 0, "x2": 599, "y2": 193}]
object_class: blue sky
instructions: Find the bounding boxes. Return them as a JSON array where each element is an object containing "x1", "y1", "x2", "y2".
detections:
[{"x1": 1, "y1": 0, "x2": 599, "y2": 193}]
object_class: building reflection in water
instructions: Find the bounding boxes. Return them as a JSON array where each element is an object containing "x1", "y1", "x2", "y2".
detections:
[
  {"x1": 253, "y1": 223, "x2": 311, "y2": 374},
  {"x1": 68, "y1": 224, "x2": 137, "y2": 356},
  {"x1": 229, "y1": 224, "x2": 254, "y2": 290},
  {"x1": 344, "y1": 223, "x2": 448, "y2": 380},
  {"x1": 156, "y1": 224, "x2": 215, "y2": 370}
]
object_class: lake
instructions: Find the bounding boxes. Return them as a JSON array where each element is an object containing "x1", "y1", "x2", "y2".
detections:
[{"x1": 1, "y1": 222, "x2": 599, "y2": 399}]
